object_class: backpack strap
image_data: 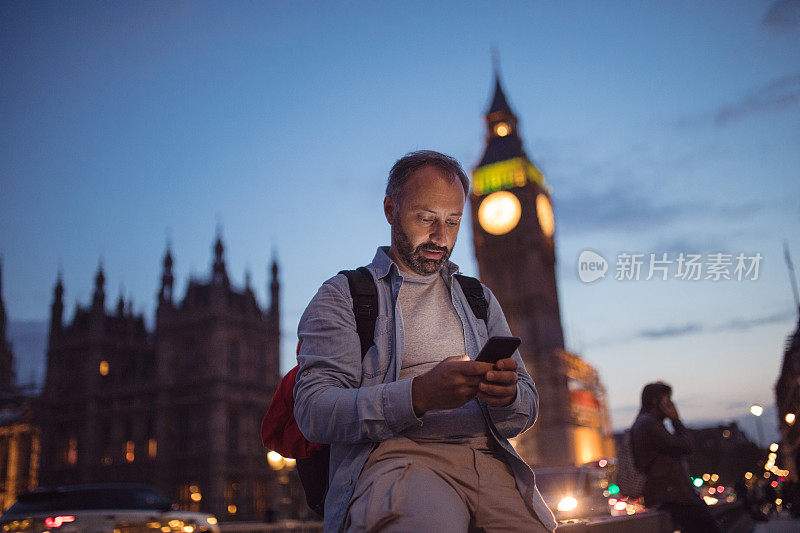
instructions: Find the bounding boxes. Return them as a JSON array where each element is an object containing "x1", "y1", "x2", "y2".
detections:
[
  {"x1": 454, "y1": 274, "x2": 489, "y2": 327},
  {"x1": 339, "y1": 267, "x2": 378, "y2": 359}
]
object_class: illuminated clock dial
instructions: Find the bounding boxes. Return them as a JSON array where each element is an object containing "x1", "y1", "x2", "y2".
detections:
[
  {"x1": 494, "y1": 122, "x2": 510, "y2": 137},
  {"x1": 478, "y1": 191, "x2": 522, "y2": 235},
  {"x1": 536, "y1": 193, "x2": 554, "y2": 237}
]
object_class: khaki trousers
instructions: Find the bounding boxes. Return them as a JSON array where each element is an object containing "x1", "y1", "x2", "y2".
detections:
[{"x1": 343, "y1": 437, "x2": 550, "y2": 532}]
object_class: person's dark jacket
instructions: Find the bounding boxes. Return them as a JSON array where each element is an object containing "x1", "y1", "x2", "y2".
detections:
[{"x1": 631, "y1": 411, "x2": 702, "y2": 507}]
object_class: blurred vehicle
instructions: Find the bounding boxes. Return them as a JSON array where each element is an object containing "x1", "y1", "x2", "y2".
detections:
[
  {"x1": 0, "y1": 483, "x2": 219, "y2": 533},
  {"x1": 534, "y1": 464, "x2": 616, "y2": 522}
]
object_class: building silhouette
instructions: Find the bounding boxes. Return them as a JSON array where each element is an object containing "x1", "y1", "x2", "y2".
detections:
[
  {"x1": 0, "y1": 260, "x2": 41, "y2": 513},
  {"x1": 470, "y1": 72, "x2": 615, "y2": 466},
  {"x1": 775, "y1": 309, "x2": 800, "y2": 482},
  {"x1": 36, "y1": 234, "x2": 286, "y2": 521},
  {"x1": 0, "y1": 259, "x2": 14, "y2": 393}
]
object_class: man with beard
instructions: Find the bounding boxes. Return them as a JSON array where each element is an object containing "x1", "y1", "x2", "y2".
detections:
[{"x1": 294, "y1": 151, "x2": 555, "y2": 532}]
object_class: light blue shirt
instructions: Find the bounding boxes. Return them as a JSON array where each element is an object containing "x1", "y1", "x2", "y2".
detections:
[{"x1": 294, "y1": 247, "x2": 557, "y2": 532}]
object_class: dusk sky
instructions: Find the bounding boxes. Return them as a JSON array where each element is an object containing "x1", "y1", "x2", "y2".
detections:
[{"x1": 1, "y1": 1, "x2": 799, "y2": 440}]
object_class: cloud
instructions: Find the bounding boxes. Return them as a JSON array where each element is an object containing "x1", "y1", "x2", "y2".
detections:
[
  {"x1": 555, "y1": 185, "x2": 771, "y2": 237},
  {"x1": 714, "y1": 72, "x2": 800, "y2": 126},
  {"x1": 673, "y1": 72, "x2": 800, "y2": 129},
  {"x1": 554, "y1": 185, "x2": 694, "y2": 234},
  {"x1": 638, "y1": 323, "x2": 702, "y2": 339},
  {"x1": 763, "y1": 0, "x2": 800, "y2": 31},
  {"x1": 591, "y1": 309, "x2": 796, "y2": 346},
  {"x1": 712, "y1": 311, "x2": 796, "y2": 332}
]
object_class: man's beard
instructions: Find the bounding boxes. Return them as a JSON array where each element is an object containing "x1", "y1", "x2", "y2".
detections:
[{"x1": 391, "y1": 221, "x2": 452, "y2": 275}]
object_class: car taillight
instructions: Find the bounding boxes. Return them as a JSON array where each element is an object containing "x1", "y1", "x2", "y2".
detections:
[{"x1": 44, "y1": 516, "x2": 75, "y2": 528}]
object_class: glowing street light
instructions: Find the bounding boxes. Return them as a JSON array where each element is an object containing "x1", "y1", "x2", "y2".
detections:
[
  {"x1": 785, "y1": 413, "x2": 795, "y2": 425},
  {"x1": 267, "y1": 450, "x2": 286, "y2": 470},
  {"x1": 749, "y1": 404, "x2": 766, "y2": 447}
]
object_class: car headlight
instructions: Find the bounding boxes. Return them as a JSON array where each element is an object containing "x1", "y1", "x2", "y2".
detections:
[{"x1": 557, "y1": 496, "x2": 578, "y2": 512}]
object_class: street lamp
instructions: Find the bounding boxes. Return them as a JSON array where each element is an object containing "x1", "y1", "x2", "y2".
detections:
[{"x1": 749, "y1": 404, "x2": 766, "y2": 448}]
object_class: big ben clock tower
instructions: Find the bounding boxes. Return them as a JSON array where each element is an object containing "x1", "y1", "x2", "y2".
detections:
[{"x1": 471, "y1": 73, "x2": 614, "y2": 467}]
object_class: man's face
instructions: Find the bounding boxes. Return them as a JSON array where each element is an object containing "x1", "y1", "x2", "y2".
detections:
[{"x1": 385, "y1": 165, "x2": 466, "y2": 275}]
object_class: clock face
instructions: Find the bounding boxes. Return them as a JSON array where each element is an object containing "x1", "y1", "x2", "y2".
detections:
[
  {"x1": 536, "y1": 193, "x2": 554, "y2": 237},
  {"x1": 478, "y1": 191, "x2": 522, "y2": 235},
  {"x1": 494, "y1": 122, "x2": 510, "y2": 137}
]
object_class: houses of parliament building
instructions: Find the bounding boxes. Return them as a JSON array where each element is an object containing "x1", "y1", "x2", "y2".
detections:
[{"x1": 32, "y1": 235, "x2": 289, "y2": 521}]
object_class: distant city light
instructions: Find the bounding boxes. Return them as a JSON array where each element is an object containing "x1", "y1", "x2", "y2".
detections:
[
  {"x1": 786, "y1": 413, "x2": 795, "y2": 425},
  {"x1": 770, "y1": 443, "x2": 779, "y2": 452},
  {"x1": 99, "y1": 360, "x2": 110, "y2": 376},
  {"x1": 750, "y1": 405, "x2": 764, "y2": 417},
  {"x1": 702, "y1": 474, "x2": 711, "y2": 481},
  {"x1": 608, "y1": 484, "x2": 620, "y2": 495},
  {"x1": 745, "y1": 472, "x2": 753, "y2": 480},
  {"x1": 711, "y1": 474, "x2": 719, "y2": 482},
  {"x1": 693, "y1": 478, "x2": 703, "y2": 487}
]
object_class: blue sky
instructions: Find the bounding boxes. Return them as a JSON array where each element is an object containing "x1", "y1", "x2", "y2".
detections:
[{"x1": 1, "y1": 1, "x2": 799, "y2": 438}]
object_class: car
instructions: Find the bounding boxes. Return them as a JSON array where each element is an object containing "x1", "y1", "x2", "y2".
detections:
[
  {"x1": 0, "y1": 483, "x2": 220, "y2": 533},
  {"x1": 534, "y1": 465, "x2": 615, "y2": 522}
]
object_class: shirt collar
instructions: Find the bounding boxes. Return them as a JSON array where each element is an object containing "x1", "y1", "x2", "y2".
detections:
[{"x1": 372, "y1": 246, "x2": 460, "y2": 280}]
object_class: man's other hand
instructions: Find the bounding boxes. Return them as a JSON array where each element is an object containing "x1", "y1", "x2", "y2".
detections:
[
  {"x1": 660, "y1": 397, "x2": 680, "y2": 422},
  {"x1": 477, "y1": 357, "x2": 518, "y2": 407},
  {"x1": 412, "y1": 355, "x2": 492, "y2": 416}
]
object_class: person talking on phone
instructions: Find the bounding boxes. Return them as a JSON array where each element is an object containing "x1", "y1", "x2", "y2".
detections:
[
  {"x1": 631, "y1": 382, "x2": 724, "y2": 532},
  {"x1": 293, "y1": 151, "x2": 556, "y2": 532}
]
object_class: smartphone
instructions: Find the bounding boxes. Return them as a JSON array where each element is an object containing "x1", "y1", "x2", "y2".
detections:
[{"x1": 475, "y1": 336, "x2": 521, "y2": 364}]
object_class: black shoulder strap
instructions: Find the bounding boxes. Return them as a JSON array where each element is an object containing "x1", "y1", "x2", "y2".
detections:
[
  {"x1": 453, "y1": 274, "x2": 489, "y2": 327},
  {"x1": 339, "y1": 267, "x2": 378, "y2": 359}
]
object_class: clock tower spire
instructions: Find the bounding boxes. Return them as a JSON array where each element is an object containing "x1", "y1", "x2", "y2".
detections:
[
  {"x1": 471, "y1": 71, "x2": 562, "y2": 354},
  {"x1": 470, "y1": 71, "x2": 613, "y2": 467}
]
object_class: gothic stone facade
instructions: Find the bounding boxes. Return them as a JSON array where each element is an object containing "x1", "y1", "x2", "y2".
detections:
[{"x1": 36, "y1": 236, "x2": 288, "y2": 521}]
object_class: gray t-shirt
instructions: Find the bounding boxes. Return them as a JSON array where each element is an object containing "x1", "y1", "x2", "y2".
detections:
[
  {"x1": 397, "y1": 270, "x2": 466, "y2": 379},
  {"x1": 397, "y1": 270, "x2": 488, "y2": 442}
]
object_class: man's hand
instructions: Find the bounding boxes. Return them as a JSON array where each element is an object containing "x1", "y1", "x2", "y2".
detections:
[
  {"x1": 412, "y1": 355, "x2": 492, "y2": 416},
  {"x1": 660, "y1": 397, "x2": 680, "y2": 422},
  {"x1": 477, "y1": 357, "x2": 518, "y2": 407}
]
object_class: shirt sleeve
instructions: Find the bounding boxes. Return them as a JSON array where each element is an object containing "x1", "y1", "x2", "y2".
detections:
[
  {"x1": 293, "y1": 277, "x2": 422, "y2": 444},
  {"x1": 481, "y1": 285, "x2": 539, "y2": 439}
]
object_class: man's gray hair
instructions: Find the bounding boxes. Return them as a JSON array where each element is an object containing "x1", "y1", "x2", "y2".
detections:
[{"x1": 386, "y1": 150, "x2": 470, "y2": 204}]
